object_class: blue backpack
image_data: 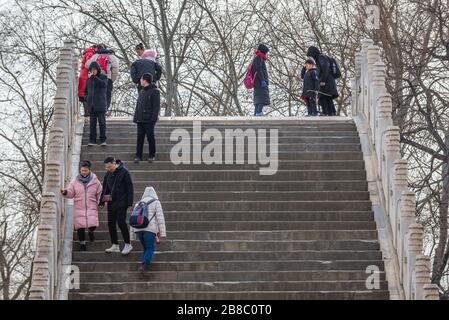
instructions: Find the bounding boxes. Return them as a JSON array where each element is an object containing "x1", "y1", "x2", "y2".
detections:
[{"x1": 129, "y1": 199, "x2": 158, "y2": 229}]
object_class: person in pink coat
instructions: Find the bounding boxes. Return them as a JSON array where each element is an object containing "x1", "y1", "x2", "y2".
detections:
[
  {"x1": 61, "y1": 160, "x2": 102, "y2": 251},
  {"x1": 78, "y1": 45, "x2": 98, "y2": 117}
]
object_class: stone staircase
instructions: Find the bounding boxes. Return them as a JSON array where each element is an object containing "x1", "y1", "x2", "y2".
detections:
[{"x1": 68, "y1": 118, "x2": 389, "y2": 300}]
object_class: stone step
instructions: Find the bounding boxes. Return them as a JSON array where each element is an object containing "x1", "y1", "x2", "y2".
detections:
[
  {"x1": 91, "y1": 170, "x2": 368, "y2": 182},
  {"x1": 78, "y1": 270, "x2": 387, "y2": 283},
  {"x1": 82, "y1": 151, "x2": 364, "y2": 161},
  {"x1": 127, "y1": 181, "x2": 369, "y2": 192},
  {"x1": 72, "y1": 250, "x2": 383, "y2": 263},
  {"x1": 83, "y1": 136, "x2": 361, "y2": 145},
  {"x1": 88, "y1": 160, "x2": 366, "y2": 171},
  {"x1": 72, "y1": 240, "x2": 381, "y2": 252},
  {"x1": 74, "y1": 260, "x2": 385, "y2": 272},
  {"x1": 74, "y1": 280, "x2": 389, "y2": 293},
  {"x1": 94, "y1": 221, "x2": 376, "y2": 231},
  {"x1": 69, "y1": 290, "x2": 390, "y2": 300},
  {"x1": 82, "y1": 143, "x2": 362, "y2": 153},
  {"x1": 121, "y1": 191, "x2": 370, "y2": 202},
  {"x1": 77, "y1": 230, "x2": 378, "y2": 241}
]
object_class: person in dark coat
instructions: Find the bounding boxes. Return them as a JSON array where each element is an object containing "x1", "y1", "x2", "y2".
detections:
[
  {"x1": 301, "y1": 58, "x2": 320, "y2": 116},
  {"x1": 303, "y1": 46, "x2": 339, "y2": 116},
  {"x1": 252, "y1": 43, "x2": 270, "y2": 116},
  {"x1": 84, "y1": 61, "x2": 108, "y2": 146},
  {"x1": 99, "y1": 157, "x2": 134, "y2": 255},
  {"x1": 133, "y1": 73, "x2": 161, "y2": 163},
  {"x1": 130, "y1": 48, "x2": 163, "y2": 92}
]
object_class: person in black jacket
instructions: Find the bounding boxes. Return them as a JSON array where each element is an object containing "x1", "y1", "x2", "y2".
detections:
[
  {"x1": 301, "y1": 58, "x2": 320, "y2": 116},
  {"x1": 252, "y1": 43, "x2": 270, "y2": 116},
  {"x1": 303, "y1": 46, "x2": 339, "y2": 116},
  {"x1": 84, "y1": 61, "x2": 108, "y2": 146},
  {"x1": 133, "y1": 73, "x2": 161, "y2": 163},
  {"x1": 100, "y1": 157, "x2": 134, "y2": 255},
  {"x1": 130, "y1": 48, "x2": 163, "y2": 92}
]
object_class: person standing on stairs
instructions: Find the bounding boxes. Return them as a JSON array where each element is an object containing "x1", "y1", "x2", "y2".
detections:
[
  {"x1": 84, "y1": 61, "x2": 109, "y2": 146},
  {"x1": 130, "y1": 47, "x2": 163, "y2": 93},
  {"x1": 300, "y1": 58, "x2": 320, "y2": 117},
  {"x1": 100, "y1": 157, "x2": 134, "y2": 255},
  {"x1": 78, "y1": 44, "x2": 98, "y2": 117},
  {"x1": 61, "y1": 160, "x2": 102, "y2": 251},
  {"x1": 133, "y1": 73, "x2": 161, "y2": 164},
  {"x1": 131, "y1": 187, "x2": 166, "y2": 273},
  {"x1": 252, "y1": 43, "x2": 271, "y2": 116},
  {"x1": 304, "y1": 46, "x2": 339, "y2": 116}
]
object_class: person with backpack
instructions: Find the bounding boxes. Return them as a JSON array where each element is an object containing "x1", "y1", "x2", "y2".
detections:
[
  {"x1": 61, "y1": 160, "x2": 102, "y2": 251},
  {"x1": 99, "y1": 157, "x2": 134, "y2": 255},
  {"x1": 130, "y1": 186, "x2": 166, "y2": 273},
  {"x1": 78, "y1": 44, "x2": 98, "y2": 117},
  {"x1": 303, "y1": 46, "x2": 340, "y2": 116},
  {"x1": 301, "y1": 58, "x2": 320, "y2": 117},
  {"x1": 86, "y1": 44, "x2": 119, "y2": 111},
  {"x1": 133, "y1": 73, "x2": 161, "y2": 163},
  {"x1": 84, "y1": 61, "x2": 109, "y2": 146},
  {"x1": 130, "y1": 48, "x2": 163, "y2": 92},
  {"x1": 251, "y1": 44, "x2": 271, "y2": 116}
]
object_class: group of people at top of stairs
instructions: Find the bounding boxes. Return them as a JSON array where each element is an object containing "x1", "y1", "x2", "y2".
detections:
[
  {"x1": 61, "y1": 157, "x2": 167, "y2": 273},
  {"x1": 246, "y1": 44, "x2": 340, "y2": 116},
  {"x1": 78, "y1": 43, "x2": 163, "y2": 164}
]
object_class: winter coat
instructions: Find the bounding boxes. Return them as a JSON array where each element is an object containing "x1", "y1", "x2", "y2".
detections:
[
  {"x1": 64, "y1": 173, "x2": 102, "y2": 230},
  {"x1": 78, "y1": 47, "x2": 96, "y2": 99},
  {"x1": 100, "y1": 160, "x2": 134, "y2": 210},
  {"x1": 301, "y1": 68, "x2": 320, "y2": 99},
  {"x1": 133, "y1": 84, "x2": 160, "y2": 124},
  {"x1": 131, "y1": 187, "x2": 166, "y2": 237},
  {"x1": 86, "y1": 48, "x2": 119, "y2": 82},
  {"x1": 83, "y1": 62, "x2": 108, "y2": 113},
  {"x1": 306, "y1": 46, "x2": 339, "y2": 99},
  {"x1": 252, "y1": 54, "x2": 270, "y2": 106},
  {"x1": 130, "y1": 59, "x2": 162, "y2": 85}
]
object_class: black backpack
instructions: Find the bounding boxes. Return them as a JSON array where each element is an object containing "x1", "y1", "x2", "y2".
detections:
[{"x1": 327, "y1": 56, "x2": 342, "y2": 79}]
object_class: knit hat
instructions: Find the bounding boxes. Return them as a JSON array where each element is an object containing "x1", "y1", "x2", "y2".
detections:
[
  {"x1": 142, "y1": 49, "x2": 157, "y2": 61},
  {"x1": 257, "y1": 44, "x2": 269, "y2": 54},
  {"x1": 142, "y1": 73, "x2": 153, "y2": 83}
]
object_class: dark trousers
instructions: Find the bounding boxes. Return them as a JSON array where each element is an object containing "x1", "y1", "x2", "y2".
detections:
[
  {"x1": 82, "y1": 101, "x2": 90, "y2": 117},
  {"x1": 77, "y1": 227, "x2": 96, "y2": 243},
  {"x1": 319, "y1": 96, "x2": 336, "y2": 116},
  {"x1": 306, "y1": 96, "x2": 318, "y2": 116},
  {"x1": 136, "y1": 122, "x2": 156, "y2": 159},
  {"x1": 89, "y1": 112, "x2": 107, "y2": 143},
  {"x1": 137, "y1": 231, "x2": 156, "y2": 266},
  {"x1": 107, "y1": 206, "x2": 131, "y2": 245},
  {"x1": 254, "y1": 104, "x2": 264, "y2": 116},
  {"x1": 107, "y1": 79, "x2": 113, "y2": 110}
]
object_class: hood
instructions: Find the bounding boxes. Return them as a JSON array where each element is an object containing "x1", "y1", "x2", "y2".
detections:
[
  {"x1": 83, "y1": 47, "x2": 96, "y2": 57},
  {"x1": 257, "y1": 43, "x2": 269, "y2": 54},
  {"x1": 141, "y1": 49, "x2": 157, "y2": 61},
  {"x1": 116, "y1": 159, "x2": 125, "y2": 170},
  {"x1": 88, "y1": 61, "x2": 102, "y2": 74},
  {"x1": 141, "y1": 187, "x2": 158, "y2": 200},
  {"x1": 307, "y1": 46, "x2": 321, "y2": 60}
]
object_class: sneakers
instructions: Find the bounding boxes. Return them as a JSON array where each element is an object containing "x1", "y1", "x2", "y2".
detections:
[
  {"x1": 88, "y1": 231, "x2": 95, "y2": 242},
  {"x1": 148, "y1": 156, "x2": 156, "y2": 163},
  {"x1": 100, "y1": 142, "x2": 107, "y2": 147},
  {"x1": 105, "y1": 244, "x2": 120, "y2": 253},
  {"x1": 121, "y1": 243, "x2": 133, "y2": 255},
  {"x1": 134, "y1": 157, "x2": 142, "y2": 164},
  {"x1": 79, "y1": 243, "x2": 87, "y2": 251},
  {"x1": 87, "y1": 142, "x2": 95, "y2": 146},
  {"x1": 139, "y1": 264, "x2": 149, "y2": 273}
]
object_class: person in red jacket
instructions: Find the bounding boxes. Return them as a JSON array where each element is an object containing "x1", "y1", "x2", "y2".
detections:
[{"x1": 78, "y1": 45, "x2": 98, "y2": 117}]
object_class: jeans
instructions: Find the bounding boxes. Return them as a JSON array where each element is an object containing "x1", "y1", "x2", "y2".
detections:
[
  {"x1": 306, "y1": 97, "x2": 318, "y2": 116},
  {"x1": 319, "y1": 96, "x2": 336, "y2": 116},
  {"x1": 107, "y1": 207, "x2": 131, "y2": 245},
  {"x1": 107, "y1": 79, "x2": 113, "y2": 110},
  {"x1": 136, "y1": 122, "x2": 156, "y2": 159},
  {"x1": 77, "y1": 227, "x2": 96, "y2": 243},
  {"x1": 254, "y1": 104, "x2": 264, "y2": 116},
  {"x1": 89, "y1": 112, "x2": 107, "y2": 143},
  {"x1": 137, "y1": 231, "x2": 156, "y2": 266}
]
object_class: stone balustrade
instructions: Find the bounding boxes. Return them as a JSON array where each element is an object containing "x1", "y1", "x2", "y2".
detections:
[{"x1": 352, "y1": 38, "x2": 439, "y2": 300}]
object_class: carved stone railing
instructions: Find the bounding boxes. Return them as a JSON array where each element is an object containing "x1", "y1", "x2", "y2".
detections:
[
  {"x1": 352, "y1": 38, "x2": 440, "y2": 300},
  {"x1": 29, "y1": 40, "x2": 80, "y2": 300}
]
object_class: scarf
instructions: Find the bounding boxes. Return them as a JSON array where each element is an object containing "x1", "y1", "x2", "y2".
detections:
[
  {"x1": 78, "y1": 172, "x2": 93, "y2": 187},
  {"x1": 255, "y1": 50, "x2": 268, "y2": 60}
]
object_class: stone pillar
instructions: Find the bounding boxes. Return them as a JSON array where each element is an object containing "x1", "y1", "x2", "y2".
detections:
[
  {"x1": 29, "y1": 257, "x2": 50, "y2": 300},
  {"x1": 423, "y1": 284, "x2": 440, "y2": 300},
  {"x1": 399, "y1": 191, "x2": 416, "y2": 283},
  {"x1": 391, "y1": 159, "x2": 408, "y2": 247},
  {"x1": 414, "y1": 255, "x2": 432, "y2": 300},
  {"x1": 406, "y1": 223, "x2": 424, "y2": 299}
]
